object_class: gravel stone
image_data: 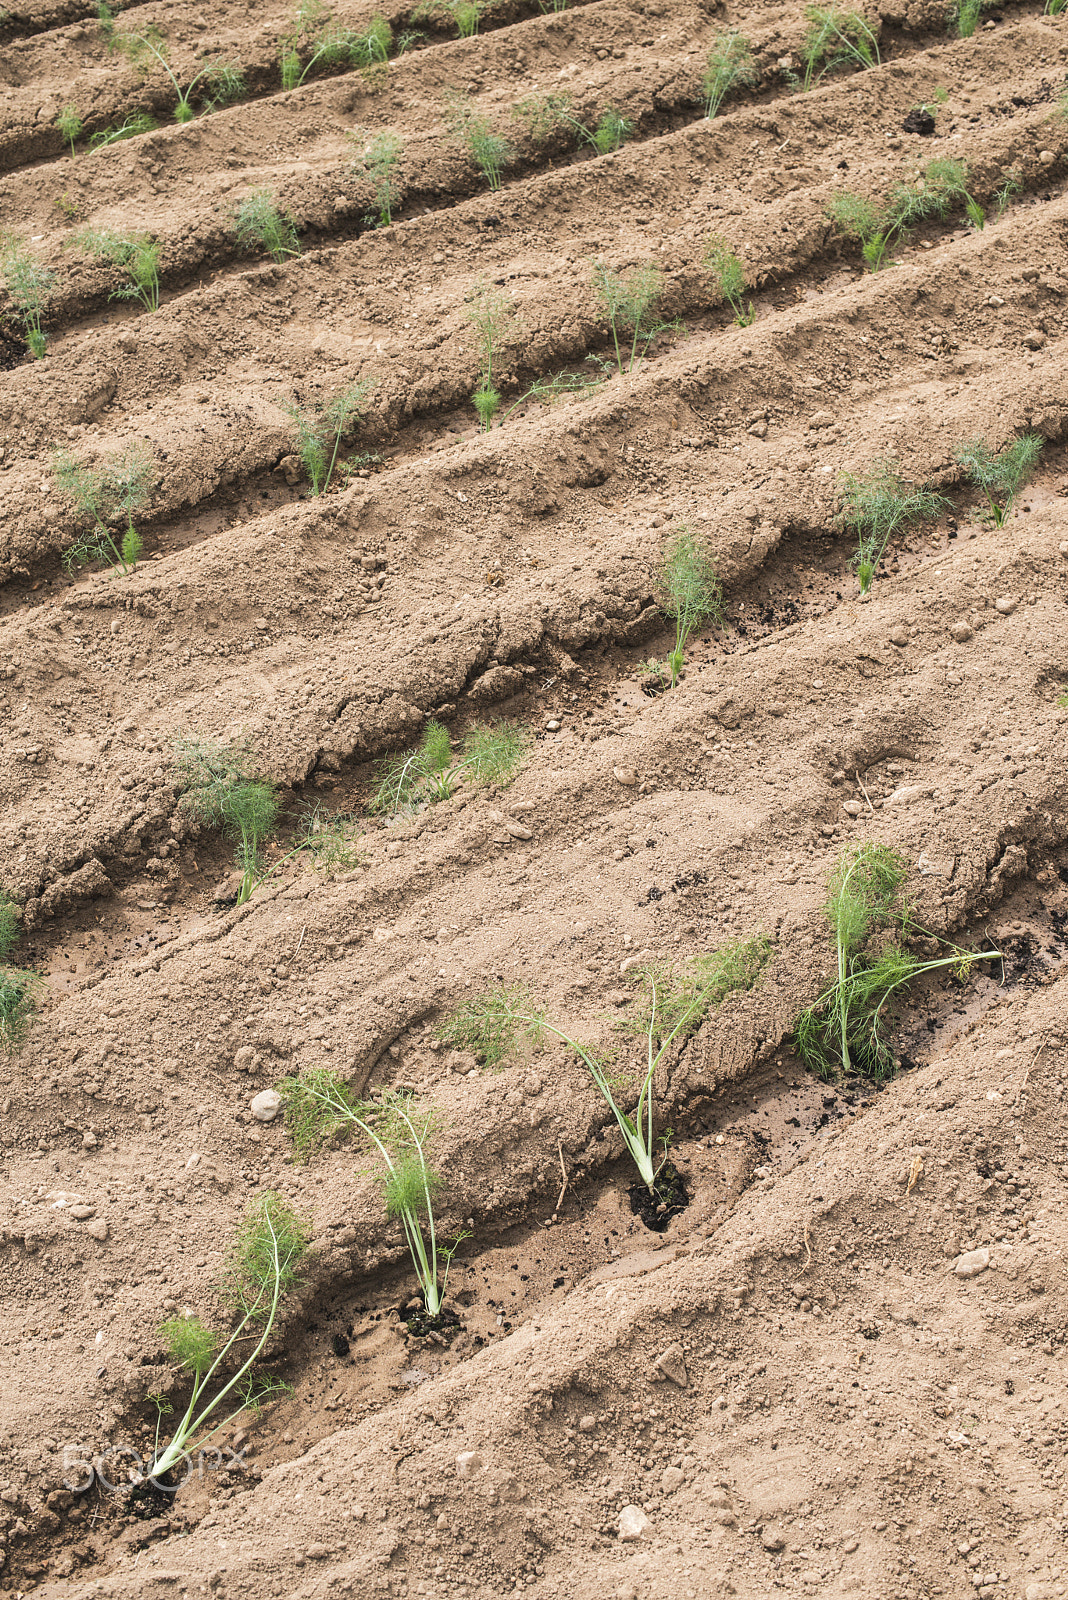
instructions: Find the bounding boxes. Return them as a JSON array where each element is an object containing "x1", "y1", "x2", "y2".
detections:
[
  {"x1": 954, "y1": 1247, "x2": 990, "y2": 1278},
  {"x1": 250, "y1": 1090, "x2": 282, "y2": 1122},
  {"x1": 618, "y1": 1505, "x2": 651, "y2": 1541}
]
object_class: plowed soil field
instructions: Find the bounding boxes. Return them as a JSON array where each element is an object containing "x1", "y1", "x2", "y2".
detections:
[{"x1": 2, "y1": 0, "x2": 1068, "y2": 1596}]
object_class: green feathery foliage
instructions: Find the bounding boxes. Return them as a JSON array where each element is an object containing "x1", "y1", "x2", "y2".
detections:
[
  {"x1": 836, "y1": 457, "x2": 949, "y2": 592},
  {"x1": 88, "y1": 113, "x2": 158, "y2": 149},
  {"x1": 283, "y1": 379, "x2": 377, "y2": 495},
  {"x1": 465, "y1": 277, "x2": 521, "y2": 429},
  {"x1": 591, "y1": 260, "x2": 663, "y2": 375},
  {"x1": 702, "y1": 31, "x2": 757, "y2": 117},
  {"x1": 54, "y1": 443, "x2": 156, "y2": 574},
  {"x1": 234, "y1": 189, "x2": 301, "y2": 262},
  {"x1": 954, "y1": 435, "x2": 1043, "y2": 525},
  {"x1": 446, "y1": 91, "x2": 513, "y2": 190},
  {"x1": 704, "y1": 234, "x2": 754, "y2": 325},
  {"x1": 350, "y1": 128, "x2": 404, "y2": 226},
  {"x1": 800, "y1": 5, "x2": 880, "y2": 91},
  {"x1": 372, "y1": 719, "x2": 525, "y2": 815},
  {"x1": 116, "y1": 27, "x2": 245, "y2": 122},
  {"x1": 150, "y1": 1193, "x2": 309, "y2": 1482},
  {"x1": 828, "y1": 158, "x2": 984, "y2": 269},
  {"x1": 0, "y1": 892, "x2": 38, "y2": 1053},
  {"x1": 172, "y1": 740, "x2": 279, "y2": 904},
  {"x1": 659, "y1": 525, "x2": 724, "y2": 687},
  {"x1": 0, "y1": 233, "x2": 56, "y2": 358},
  {"x1": 794, "y1": 844, "x2": 1000, "y2": 1081},
  {"x1": 57, "y1": 104, "x2": 83, "y2": 158},
  {"x1": 74, "y1": 228, "x2": 161, "y2": 312}
]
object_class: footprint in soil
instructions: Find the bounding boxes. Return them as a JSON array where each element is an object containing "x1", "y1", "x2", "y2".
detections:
[{"x1": 627, "y1": 1162, "x2": 689, "y2": 1233}]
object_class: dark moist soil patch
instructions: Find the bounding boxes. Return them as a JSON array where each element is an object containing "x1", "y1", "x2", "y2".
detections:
[
  {"x1": 627, "y1": 1161, "x2": 689, "y2": 1233},
  {"x1": 399, "y1": 1303, "x2": 462, "y2": 1341}
]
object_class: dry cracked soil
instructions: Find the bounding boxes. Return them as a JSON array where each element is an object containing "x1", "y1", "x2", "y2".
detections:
[{"x1": 2, "y1": 0, "x2": 1068, "y2": 1597}]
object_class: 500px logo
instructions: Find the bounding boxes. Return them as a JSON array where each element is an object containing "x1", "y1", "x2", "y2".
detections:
[{"x1": 61, "y1": 1442, "x2": 247, "y2": 1493}]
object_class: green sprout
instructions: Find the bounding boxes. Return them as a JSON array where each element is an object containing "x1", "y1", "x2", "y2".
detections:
[
  {"x1": 279, "y1": 1075, "x2": 466, "y2": 1317},
  {"x1": 353, "y1": 14, "x2": 392, "y2": 65},
  {"x1": 496, "y1": 367, "x2": 603, "y2": 426},
  {"x1": 115, "y1": 27, "x2": 245, "y2": 122},
  {"x1": 73, "y1": 229, "x2": 161, "y2": 313},
  {"x1": 173, "y1": 741, "x2": 279, "y2": 905},
  {"x1": 446, "y1": 92, "x2": 512, "y2": 191},
  {"x1": 0, "y1": 233, "x2": 55, "y2": 359},
  {"x1": 350, "y1": 128, "x2": 404, "y2": 226},
  {"x1": 283, "y1": 379, "x2": 377, "y2": 496},
  {"x1": 0, "y1": 891, "x2": 39, "y2": 1052},
  {"x1": 234, "y1": 189, "x2": 301, "y2": 262},
  {"x1": 828, "y1": 158, "x2": 983, "y2": 270},
  {"x1": 512, "y1": 95, "x2": 631, "y2": 156},
  {"x1": 702, "y1": 31, "x2": 757, "y2": 118},
  {"x1": 414, "y1": 0, "x2": 490, "y2": 37},
  {"x1": 57, "y1": 104, "x2": 83, "y2": 158},
  {"x1": 591, "y1": 260, "x2": 663, "y2": 375},
  {"x1": 659, "y1": 525, "x2": 724, "y2": 687},
  {"x1": 53, "y1": 443, "x2": 156, "y2": 575},
  {"x1": 148, "y1": 1193, "x2": 309, "y2": 1484},
  {"x1": 589, "y1": 107, "x2": 632, "y2": 153},
  {"x1": 88, "y1": 113, "x2": 158, "y2": 149},
  {"x1": 279, "y1": 0, "x2": 370, "y2": 89},
  {"x1": 96, "y1": 0, "x2": 119, "y2": 45},
  {"x1": 836, "y1": 457, "x2": 949, "y2": 592},
  {"x1": 448, "y1": 939, "x2": 769, "y2": 1191},
  {"x1": 795, "y1": 844, "x2": 1001, "y2": 1081},
  {"x1": 465, "y1": 277, "x2": 522, "y2": 430},
  {"x1": 800, "y1": 5, "x2": 880, "y2": 92},
  {"x1": 704, "y1": 234, "x2": 754, "y2": 325},
  {"x1": 954, "y1": 435, "x2": 1043, "y2": 526},
  {"x1": 292, "y1": 802, "x2": 361, "y2": 872},
  {"x1": 372, "y1": 719, "x2": 525, "y2": 816},
  {"x1": 949, "y1": 0, "x2": 983, "y2": 36}
]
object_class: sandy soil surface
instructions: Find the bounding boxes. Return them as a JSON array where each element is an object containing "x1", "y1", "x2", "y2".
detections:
[{"x1": 2, "y1": 0, "x2": 1068, "y2": 1596}]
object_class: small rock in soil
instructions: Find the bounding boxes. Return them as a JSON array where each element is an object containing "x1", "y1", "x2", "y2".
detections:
[
  {"x1": 889, "y1": 625, "x2": 908, "y2": 647},
  {"x1": 618, "y1": 1505, "x2": 651, "y2": 1541},
  {"x1": 954, "y1": 1247, "x2": 990, "y2": 1278},
  {"x1": 995, "y1": 596, "x2": 1018, "y2": 615},
  {"x1": 456, "y1": 1450, "x2": 482, "y2": 1479},
  {"x1": 70, "y1": 1204, "x2": 95, "y2": 1220},
  {"x1": 902, "y1": 107, "x2": 936, "y2": 135},
  {"x1": 950, "y1": 620, "x2": 974, "y2": 642},
  {"x1": 86, "y1": 1218, "x2": 108, "y2": 1241},
  {"x1": 250, "y1": 1090, "x2": 282, "y2": 1122},
  {"x1": 661, "y1": 1466, "x2": 685, "y2": 1493},
  {"x1": 654, "y1": 1342, "x2": 689, "y2": 1387},
  {"x1": 761, "y1": 1525, "x2": 786, "y2": 1551},
  {"x1": 578, "y1": 1414, "x2": 597, "y2": 1433},
  {"x1": 613, "y1": 766, "x2": 638, "y2": 786}
]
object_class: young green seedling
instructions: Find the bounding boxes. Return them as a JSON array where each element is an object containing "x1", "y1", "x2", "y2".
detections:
[
  {"x1": 57, "y1": 104, "x2": 83, "y2": 158},
  {"x1": 828, "y1": 158, "x2": 981, "y2": 270},
  {"x1": 950, "y1": 0, "x2": 982, "y2": 36},
  {"x1": 234, "y1": 189, "x2": 301, "y2": 262},
  {"x1": 0, "y1": 890, "x2": 39, "y2": 1052},
  {"x1": 293, "y1": 802, "x2": 362, "y2": 872},
  {"x1": 173, "y1": 741, "x2": 279, "y2": 905},
  {"x1": 148, "y1": 1192, "x2": 309, "y2": 1484},
  {"x1": 88, "y1": 113, "x2": 158, "y2": 150},
  {"x1": 800, "y1": 5, "x2": 880, "y2": 91},
  {"x1": 283, "y1": 379, "x2": 377, "y2": 495},
  {"x1": 352, "y1": 15, "x2": 392, "y2": 65},
  {"x1": 836, "y1": 457, "x2": 949, "y2": 592},
  {"x1": 512, "y1": 95, "x2": 631, "y2": 156},
  {"x1": 53, "y1": 443, "x2": 156, "y2": 573},
  {"x1": 74, "y1": 228, "x2": 161, "y2": 313},
  {"x1": 116, "y1": 27, "x2": 245, "y2": 123},
  {"x1": 279, "y1": 0, "x2": 374, "y2": 88},
  {"x1": 445, "y1": 938, "x2": 769, "y2": 1192},
  {"x1": 465, "y1": 277, "x2": 522, "y2": 430},
  {"x1": 446, "y1": 92, "x2": 512, "y2": 191},
  {"x1": 954, "y1": 435, "x2": 1042, "y2": 525},
  {"x1": 658, "y1": 525, "x2": 724, "y2": 687},
  {"x1": 280, "y1": 1074, "x2": 466, "y2": 1317},
  {"x1": 372, "y1": 719, "x2": 525, "y2": 816},
  {"x1": 0, "y1": 234, "x2": 55, "y2": 359},
  {"x1": 497, "y1": 368, "x2": 602, "y2": 425},
  {"x1": 350, "y1": 128, "x2": 404, "y2": 226},
  {"x1": 414, "y1": 0, "x2": 489, "y2": 37},
  {"x1": 702, "y1": 31, "x2": 757, "y2": 118},
  {"x1": 591, "y1": 260, "x2": 663, "y2": 375},
  {"x1": 794, "y1": 844, "x2": 1001, "y2": 1082},
  {"x1": 704, "y1": 235, "x2": 755, "y2": 325}
]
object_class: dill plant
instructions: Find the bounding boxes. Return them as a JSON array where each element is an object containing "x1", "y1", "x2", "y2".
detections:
[
  {"x1": 446, "y1": 92, "x2": 512, "y2": 191},
  {"x1": 954, "y1": 435, "x2": 1042, "y2": 525},
  {"x1": 234, "y1": 189, "x2": 301, "y2": 262},
  {"x1": 415, "y1": 0, "x2": 490, "y2": 37},
  {"x1": 448, "y1": 937, "x2": 770, "y2": 1191},
  {"x1": 465, "y1": 277, "x2": 521, "y2": 430},
  {"x1": 828, "y1": 158, "x2": 982, "y2": 270},
  {"x1": 88, "y1": 113, "x2": 158, "y2": 149},
  {"x1": 836, "y1": 457, "x2": 949, "y2": 592},
  {"x1": 800, "y1": 5, "x2": 880, "y2": 91},
  {"x1": 0, "y1": 234, "x2": 55, "y2": 358},
  {"x1": 0, "y1": 891, "x2": 39, "y2": 1052},
  {"x1": 795, "y1": 844, "x2": 1000, "y2": 1082},
  {"x1": 173, "y1": 740, "x2": 279, "y2": 905},
  {"x1": 949, "y1": 0, "x2": 983, "y2": 35},
  {"x1": 704, "y1": 234, "x2": 754, "y2": 325},
  {"x1": 283, "y1": 379, "x2": 377, "y2": 495},
  {"x1": 74, "y1": 229, "x2": 161, "y2": 312},
  {"x1": 293, "y1": 802, "x2": 361, "y2": 872},
  {"x1": 591, "y1": 260, "x2": 663, "y2": 375},
  {"x1": 116, "y1": 27, "x2": 245, "y2": 122},
  {"x1": 350, "y1": 128, "x2": 404, "y2": 226},
  {"x1": 57, "y1": 104, "x2": 83, "y2": 158},
  {"x1": 702, "y1": 31, "x2": 757, "y2": 118},
  {"x1": 280, "y1": 1075, "x2": 466, "y2": 1316},
  {"x1": 53, "y1": 443, "x2": 155, "y2": 574},
  {"x1": 512, "y1": 95, "x2": 631, "y2": 155},
  {"x1": 659, "y1": 525, "x2": 723, "y2": 687},
  {"x1": 279, "y1": 1, "x2": 385, "y2": 87},
  {"x1": 149, "y1": 1193, "x2": 309, "y2": 1484},
  {"x1": 372, "y1": 719, "x2": 525, "y2": 816}
]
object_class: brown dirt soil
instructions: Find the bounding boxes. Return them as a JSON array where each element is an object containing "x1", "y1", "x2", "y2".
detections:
[{"x1": 2, "y1": 0, "x2": 1068, "y2": 1595}]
